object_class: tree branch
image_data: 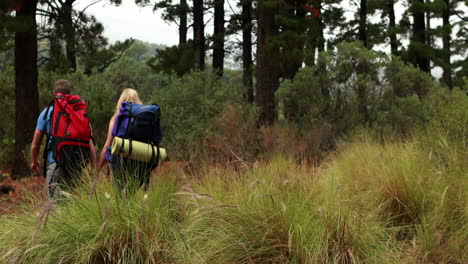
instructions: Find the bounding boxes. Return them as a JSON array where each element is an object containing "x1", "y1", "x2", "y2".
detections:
[
  {"x1": 36, "y1": 8, "x2": 54, "y2": 16},
  {"x1": 226, "y1": 0, "x2": 239, "y2": 17},
  {"x1": 79, "y1": 0, "x2": 103, "y2": 14},
  {"x1": 97, "y1": 44, "x2": 133, "y2": 73},
  {"x1": 454, "y1": 12, "x2": 468, "y2": 22},
  {"x1": 37, "y1": 57, "x2": 50, "y2": 67}
]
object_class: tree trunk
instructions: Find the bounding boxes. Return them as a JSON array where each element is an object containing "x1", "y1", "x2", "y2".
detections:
[
  {"x1": 359, "y1": 0, "x2": 368, "y2": 47},
  {"x1": 426, "y1": 2, "x2": 432, "y2": 47},
  {"x1": 317, "y1": 0, "x2": 325, "y2": 52},
  {"x1": 412, "y1": 0, "x2": 430, "y2": 72},
  {"x1": 179, "y1": 0, "x2": 188, "y2": 45},
  {"x1": 13, "y1": 0, "x2": 39, "y2": 178},
  {"x1": 256, "y1": 0, "x2": 279, "y2": 125},
  {"x1": 304, "y1": 38, "x2": 316, "y2": 66},
  {"x1": 442, "y1": 0, "x2": 452, "y2": 88},
  {"x1": 63, "y1": 0, "x2": 76, "y2": 71},
  {"x1": 387, "y1": 0, "x2": 398, "y2": 55},
  {"x1": 193, "y1": 0, "x2": 205, "y2": 70},
  {"x1": 241, "y1": 0, "x2": 253, "y2": 103},
  {"x1": 304, "y1": 0, "x2": 322, "y2": 66},
  {"x1": 212, "y1": 0, "x2": 225, "y2": 76}
]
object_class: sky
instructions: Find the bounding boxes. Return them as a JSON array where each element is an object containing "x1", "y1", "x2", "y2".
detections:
[{"x1": 74, "y1": 0, "x2": 180, "y2": 45}]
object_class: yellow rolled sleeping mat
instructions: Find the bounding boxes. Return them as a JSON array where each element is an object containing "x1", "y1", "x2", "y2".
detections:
[{"x1": 111, "y1": 137, "x2": 167, "y2": 163}]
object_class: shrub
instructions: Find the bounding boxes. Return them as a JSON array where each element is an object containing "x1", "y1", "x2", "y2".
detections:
[
  {"x1": 204, "y1": 103, "x2": 261, "y2": 164},
  {"x1": 261, "y1": 122, "x2": 335, "y2": 163},
  {"x1": 152, "y1": 71, "x2": 242, "y2": 160},
  {"x1": 276, "y1": 42, "x2": 441, "y2": 137},
  {"x1": 0, "y1": 66, "x2": 15, "y2": 157}
]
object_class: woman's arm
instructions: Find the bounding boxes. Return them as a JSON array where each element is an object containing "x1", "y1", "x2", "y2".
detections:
[{"x1": 98, "y1": 115, "x2": 116, "y2": 169}]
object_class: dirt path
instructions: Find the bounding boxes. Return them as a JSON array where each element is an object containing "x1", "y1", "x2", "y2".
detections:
[{"x1": 0, "y1": 167, "x2": 46, "y2": 215}]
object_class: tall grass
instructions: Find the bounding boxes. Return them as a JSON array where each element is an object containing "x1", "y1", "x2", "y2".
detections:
[
  {"x1": 175, "y1": 134, "x2": 466, "y2": 263},
  {"x1": 0, "y1": 170, "x2": 179, "y2": 263},
  {"x1": 1, "y1": 135, "x2": 466, "y2": 263}
]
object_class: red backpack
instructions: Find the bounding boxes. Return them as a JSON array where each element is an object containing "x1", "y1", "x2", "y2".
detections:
[{"x1": 44, "y1": 93, "x2": 92, "y2": 173}]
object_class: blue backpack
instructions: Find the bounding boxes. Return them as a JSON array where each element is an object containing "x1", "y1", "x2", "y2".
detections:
[{"x1": 106, "y1": 102, "x2": 162, "y2": 164}]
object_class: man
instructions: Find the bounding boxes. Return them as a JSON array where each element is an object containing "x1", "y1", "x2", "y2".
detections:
[{"x1": 30, "y1": 79, "x2": 97, "y2": 199}]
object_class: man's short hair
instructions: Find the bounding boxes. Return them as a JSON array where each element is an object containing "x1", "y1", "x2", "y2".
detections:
[{"x1": 53, "y1": 79, "x2": 73, "y2": 94}]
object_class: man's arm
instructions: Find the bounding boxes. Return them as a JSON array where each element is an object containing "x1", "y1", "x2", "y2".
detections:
[{"x1": 31, "y1": 129, "x2": 45, "y2": 171}]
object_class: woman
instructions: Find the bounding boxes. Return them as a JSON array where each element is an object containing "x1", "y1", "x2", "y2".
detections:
[{"x1": 98, "y1": 88, "x2": 154, "y2": 191}]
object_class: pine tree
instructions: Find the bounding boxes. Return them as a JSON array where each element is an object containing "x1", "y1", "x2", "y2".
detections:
[
  {"x1": 9, "y1": 0, "x2": 40, "y2": 178},
  {"x1": 386, "y1": 0, "x2": 399, "y2": 55},
  {"x1": 38, "y1": 0, "x2": 78, "y2": 71},
  {"x1": 278, "y1": 0, "x2": 308, "y2": 79},
  {"x1": 212, "y1": 0, "x2": 225, "y2": 76},
  {"x1": 303, "y1": 0, "x2": 345, "y2": 65},
  {"x1": 408, "y1": 0, "x2": 430, "y2": 72},
  {"x1": 431, "y1": 0, "x2": 466, "y2": 88},
  {"x1": 0, "y1": 2, "x2": 15, "y2": 52},
  {"x1": 193, "y1": 0, "x2": 205, "y2": 70},
  {"x1": 256, "y1": 0, "x2": 280, "y2": 124},
  {"x1": 359, "y1": 0, "x2": 368, "y2": 47},
  {"x1": 135, "y1": 0, "x2": 190, "y2": 46},
  {"x1": 241, "y1": 0, "x2": 253, "y2": 102}
]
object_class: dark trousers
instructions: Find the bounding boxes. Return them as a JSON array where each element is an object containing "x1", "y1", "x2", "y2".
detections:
[{"x1": 111, "y1": 157, "x2": 155, "y2": 193}]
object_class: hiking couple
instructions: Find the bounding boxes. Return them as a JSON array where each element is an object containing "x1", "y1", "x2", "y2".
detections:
[{"x1": 30, "y1": 80, "x2": 162, "y2": 200}]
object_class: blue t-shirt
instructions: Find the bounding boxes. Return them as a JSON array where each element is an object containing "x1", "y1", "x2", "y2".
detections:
[{"x1": 36, "y1": 107, "x2": 55, "y2": 164}]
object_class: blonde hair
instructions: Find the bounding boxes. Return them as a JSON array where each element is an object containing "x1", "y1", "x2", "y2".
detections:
[{"x1": 114, "y1": 88, "x2": 143, "y2": 116}]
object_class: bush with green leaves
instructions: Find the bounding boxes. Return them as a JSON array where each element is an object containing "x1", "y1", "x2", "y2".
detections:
[
  {"x1": 152, "y1": 71, "x2": 243, "y2": 160},
  {"x1": 276, "y1": 42, "x2": 442, "y2": 136},
  {"x1": 0, "y1": 66, "x2": 14, "y2": 142}
]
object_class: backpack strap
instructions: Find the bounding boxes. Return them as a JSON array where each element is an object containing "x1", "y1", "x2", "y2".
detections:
[
  {"x1": 43, "y1": 99, "x2": 54, "y2": 121},
  {"x1": 42, "y1": 100, "x2": 55, "y2": 177},
  {"x1": 42, "y1": 134, "x2": 50, "y2": 178},
  {"x1": 149, "y1": 142, "x2": 160, "y2": 167},
  {"x1": 125, "y1": 102, "x2": 134, "y2": 137},
  {"x1": 128, "y1": 139, "x2": 133, "y2": 156},
  {"x1": 119, "y1": 137, "x2": 125, "y2": 155}
]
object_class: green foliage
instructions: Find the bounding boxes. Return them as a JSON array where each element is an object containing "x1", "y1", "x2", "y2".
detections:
[
  {"x1": 277, "y1": 42, "x2": 442, "y2": 135},
  {"x1": 419, "y1": 88, "x2": 468, "y2": 171},
  {"x1": 81, "y1": 38, "x2": 135, "y2": 75},
  {"x1": 384, "y1": 58, "x2": 438, "y2": 97},
  {"x1": 426, "y1": 88, "x2": 468, "y2": 145},
  {"x1": 124, "y1": 40, "x2": 163, "y2": 62},
  {"x1": 0, "y1": 14, "x2": 14, "y2": 52},
  {"x1": 135, "y1": 0, "x2": 188, "y2": 25},
  {"x1": 374, "y1": 94, "x2": 431, "y2": 135},
  {"x1": 152, "y1": 71, "x2": 242, "y2": 159},
  {"x1": 0, "y1": 66, "x2": 15, "y2": 164},
  {"x1": 147, "y1": 41, "x2": 194, "y2": 77}
]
